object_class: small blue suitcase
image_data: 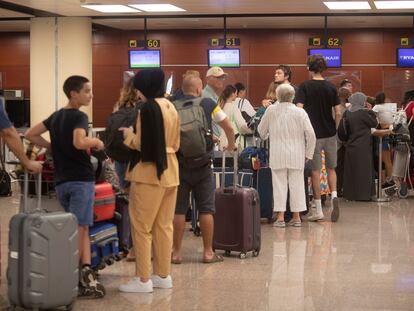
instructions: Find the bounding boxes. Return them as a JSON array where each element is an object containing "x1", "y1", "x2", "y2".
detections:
[{"x1": 89, "y1": 222, "x2": 120, "y2": 270}]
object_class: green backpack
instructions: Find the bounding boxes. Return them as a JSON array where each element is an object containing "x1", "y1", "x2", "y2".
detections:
[{"x1": 173, "y1": 97, "x2": 213, "y2": 168}]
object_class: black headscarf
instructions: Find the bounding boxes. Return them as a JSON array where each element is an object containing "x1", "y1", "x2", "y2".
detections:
[{"x1": 133, "y1": 69, "x2": 167, "y2": 180}]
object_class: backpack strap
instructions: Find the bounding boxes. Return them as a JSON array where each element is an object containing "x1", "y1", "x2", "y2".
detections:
[{"x1": 238, "y1": 98, "x2": 245, "y2": 110}]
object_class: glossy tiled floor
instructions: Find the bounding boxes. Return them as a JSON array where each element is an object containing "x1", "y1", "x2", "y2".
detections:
[{"x1": 1, "y1": 190, "x2": 414, "y2": 311}]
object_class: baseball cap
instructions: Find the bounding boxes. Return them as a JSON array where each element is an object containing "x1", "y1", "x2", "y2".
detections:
[{"x1": 206, "y1": 66, "x2": 228, "y2": 78}]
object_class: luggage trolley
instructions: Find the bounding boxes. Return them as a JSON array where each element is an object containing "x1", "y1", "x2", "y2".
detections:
[{"x1": 383, "y1": 112, "x2": 413, "y2": 198}]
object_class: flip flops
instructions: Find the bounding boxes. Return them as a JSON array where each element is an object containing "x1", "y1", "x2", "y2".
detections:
[
  {"x1": 202, "y1": 254, "x2": 224, "y2": 264},
  {"x1": 171, "y1": 258, "x2": 182, "y2": 264}
]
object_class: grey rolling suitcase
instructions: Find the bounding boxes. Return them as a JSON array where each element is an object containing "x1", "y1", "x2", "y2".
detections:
[{"x1": 7, "y1": 172, "x2": 79, "y2": 311}]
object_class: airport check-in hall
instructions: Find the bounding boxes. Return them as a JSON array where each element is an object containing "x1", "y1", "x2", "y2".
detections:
[{"x1": 1, "y1": 0, "x2": 414, "y2": 310}]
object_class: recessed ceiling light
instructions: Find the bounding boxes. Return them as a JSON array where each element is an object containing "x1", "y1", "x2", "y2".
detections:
[
  {"x1": 374, "y1": 1, "x2": 414, "y2": 9},
  {"x1": 323, "y1": 1, "x2": 371, "y2": 10},
  {"x1": 129, "y1": 4, "x2": 186, "y2": 12},
  {"x1": 81, "y1": 5, "x2": 141, "y2": 13}
]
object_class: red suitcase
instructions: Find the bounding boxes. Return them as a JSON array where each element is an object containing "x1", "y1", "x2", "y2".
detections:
[
  {"x1": 94, "y1": 182, "x2": 116, "y2": 222},
  {"x1": 213, "y1": 152, "x2": 261, "y2": 259}
]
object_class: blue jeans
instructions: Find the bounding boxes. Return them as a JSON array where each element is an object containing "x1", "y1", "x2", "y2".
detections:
[{"x1": 56, "y1": 181, "x2": 95, "y2": 226}]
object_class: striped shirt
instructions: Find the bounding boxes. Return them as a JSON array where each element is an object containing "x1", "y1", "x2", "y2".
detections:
[{"x1": 258, "y1": 102, "x2": 316, "y2": 170}]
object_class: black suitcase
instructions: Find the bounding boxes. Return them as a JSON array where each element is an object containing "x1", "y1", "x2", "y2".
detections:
[
  {"x1": 112, "y1": 193, "x2": 132, "y2": 253},
  {"x1": 213, "y1": 152, "x2": 261, "y2": 259}
]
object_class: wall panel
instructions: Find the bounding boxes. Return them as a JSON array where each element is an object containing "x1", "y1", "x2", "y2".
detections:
[{"x1": 1, "y1": 28, "x2": 412, "y2": 127}]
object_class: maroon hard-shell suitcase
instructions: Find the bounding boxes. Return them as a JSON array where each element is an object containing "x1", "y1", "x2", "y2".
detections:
[{"x1": 213, "y1": 152, "x2": 261, "y2": 259}]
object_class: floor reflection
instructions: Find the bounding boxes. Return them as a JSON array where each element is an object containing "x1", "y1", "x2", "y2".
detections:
[{"x1": 1, "y1": 194, "x2": 414, "y2": 310}]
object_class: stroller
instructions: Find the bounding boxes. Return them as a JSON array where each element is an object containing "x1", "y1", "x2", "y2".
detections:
[{"x1": 384, "y1": 111, "x2": 413, "y2": 198}]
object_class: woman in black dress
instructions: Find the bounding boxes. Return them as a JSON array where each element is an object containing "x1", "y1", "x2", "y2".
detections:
[{"x1": 343, "y1": 92, "x2": 378, "y2": 201}]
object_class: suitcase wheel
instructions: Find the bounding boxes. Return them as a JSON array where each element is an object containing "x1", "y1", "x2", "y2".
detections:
[
  {"x1": 105, "y1": 257, "x2": 115, "y2": 266},
  {"x1": 66, "y1": 302, "x2": 75, "y2": 311},
  {"x1": 224, "y1": 250, "x2": 231, "y2": 257},
  {"x1": 239, "y1": 252, "x2": 247, "y2": 259},
  {"x1": 398, "y1": 183, "x2": 408, "y2": 199},
  {"x1": 252, "y1": 250, "x2": 260, "y2": 257},
  {"x1": 385, "y1": 186, "x2": 397, "y2": 197}
]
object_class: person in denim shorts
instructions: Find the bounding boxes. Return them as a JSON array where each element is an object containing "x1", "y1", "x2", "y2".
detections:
[{"x1": 25, "y1": 75, "x2": 106, "y2": 298}]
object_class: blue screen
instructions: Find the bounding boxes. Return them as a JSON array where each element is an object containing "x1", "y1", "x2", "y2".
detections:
[
  {"x1": 397, "y1": 49, "x2": 414, "y2": 68},
  {"x1": 308, "y1": 48, "x2": 342, "y2": 68}
]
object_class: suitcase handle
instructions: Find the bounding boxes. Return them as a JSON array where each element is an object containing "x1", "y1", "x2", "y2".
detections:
[
  {"x1": 21, "y1": 171, "x2": 42, "y2": 213},
  {"x1": 221, "y1": 150, "x2": 238, "y2": 191}
]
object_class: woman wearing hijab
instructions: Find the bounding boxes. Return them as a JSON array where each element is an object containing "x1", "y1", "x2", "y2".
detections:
[
  {"x1": 342, "y1": 92, "x2": 378, "y2": 201},
  {"x1": 119, "y1": 69, "x2": 180, "y2": 293}
]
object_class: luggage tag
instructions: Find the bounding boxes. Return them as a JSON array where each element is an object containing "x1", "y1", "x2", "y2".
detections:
[{"x1": 252, "y1": 157, "x2": 261, "y2": 171}]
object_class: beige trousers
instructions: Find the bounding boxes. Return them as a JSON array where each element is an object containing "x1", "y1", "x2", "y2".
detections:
[{"x1": 129, "y1": 182, "x2": 177, "y2": 278}]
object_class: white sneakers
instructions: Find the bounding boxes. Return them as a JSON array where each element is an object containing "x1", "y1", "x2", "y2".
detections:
[
  {"x1": 151, "y1": 275, "x2": 173, "y2": 289},
  {"x1": 119, "y1": 277, "x2": 154, "y2": 293},
  {"x1": 119, "y1": 275, "x2": 173, "y2": 293},
  {"x1": 307, "y1": 197, "x2": 340, "y2": 222},
  {"x1": 307, "y1": 207, "x2": 324, "y2": 222}
]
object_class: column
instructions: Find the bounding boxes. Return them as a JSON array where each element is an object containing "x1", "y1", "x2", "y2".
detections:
[{"x1": 30, "y1": 17, "x2": 92, "y2": 126}]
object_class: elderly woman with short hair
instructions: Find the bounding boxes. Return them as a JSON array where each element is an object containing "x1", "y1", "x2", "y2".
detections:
[{"x1": 258, "y1": 84, "x2": 316, "y2": 228}]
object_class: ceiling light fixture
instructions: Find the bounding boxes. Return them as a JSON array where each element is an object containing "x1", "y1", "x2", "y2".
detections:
[
  {"x1": 374, "y1": 1, "x2": 414, "y2": 9},
  {"x1": 81, "y1": 4, "x2": 141, "y2": 13},
  {"x1": 129, "y1": 4, "x2": 186, "y2": 12},
  {"x1": 323, "y1": 1, "x2": 371, "y2": 10}
]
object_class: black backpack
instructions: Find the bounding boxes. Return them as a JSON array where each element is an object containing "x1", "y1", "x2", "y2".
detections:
[
  {"x1": 0, "y1": 152, "x2": 12, "y2": 197},
  {"x1": 104, "y1": 105, "x2": 141, "y2": 163}
]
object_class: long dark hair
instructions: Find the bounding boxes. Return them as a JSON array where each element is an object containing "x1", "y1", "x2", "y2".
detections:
[
  {"x1": 218, "y1": 85, "x2": 237, "y2": 108},
  {"x1": 375, "y1": 92, "x2": 386, "y2": 106}
]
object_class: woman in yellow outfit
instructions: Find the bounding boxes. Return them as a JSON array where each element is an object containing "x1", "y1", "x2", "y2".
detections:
[{"x1": 119, "y1": 69, "x2": 180, "y2": 293}]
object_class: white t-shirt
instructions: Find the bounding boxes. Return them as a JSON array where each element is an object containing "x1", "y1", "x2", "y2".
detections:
[
  {"x1": 233, "y1": 97, "x2": 256, "y2": 117},
  {"x1": 219, "y1": 101, "x2": 253, "y2": 149}
]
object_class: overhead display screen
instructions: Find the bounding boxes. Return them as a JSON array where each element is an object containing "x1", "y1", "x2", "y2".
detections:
[
  {"x1": 397, "y1": 48, "x2": 414, "y2": 68},
  {"x1": 208, "y1": 49, "x2": 240, "y2": 68},
  {"x1": 308, "y1": 48, "x2": 342, "y2": 68},
  {"x1": 129, "y1": 50, "x2": 161, "y2": 69}
]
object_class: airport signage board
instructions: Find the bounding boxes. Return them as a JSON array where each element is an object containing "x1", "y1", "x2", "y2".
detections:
[
  {"x1": 129, "y1": 39, "x2": 161, "y2": 49},
  {"x1": 308, "y1": 37, "x2": 343, "y2": 47},
  {"x1": 308, "y1": 48, "x2": 342, "y2": 68},
  {"x1": 208, "y1": 48, "x2": 240, "y2": 68},
  {"x1": 209, "y1": 38, "x2": 240, "y2": 47},
  {"x1": 129, "y1": 50, "x2": 161, "y2": 69},
  {"x1": 397, "y1": 48, "x2": 414, "y2": 68}
]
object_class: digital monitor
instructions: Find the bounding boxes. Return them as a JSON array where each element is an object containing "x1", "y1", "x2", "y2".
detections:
[
  {"x1": 308, "y1": 48, "x2": 342, "y2": 68},
  {"x1": 208, "y1": 49, "x2": 240, "y2": 68},
  {"x1": 397, "y1": 48, "x2": 414, "y2": 68},
  {"x1": 129, "y1": 50, "x2": 161, "y2": 69}
]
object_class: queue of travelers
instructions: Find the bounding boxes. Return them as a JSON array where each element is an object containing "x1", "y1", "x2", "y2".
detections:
[{"x1": 9, "y1": 55, "x2": 411, "y2": 298}]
